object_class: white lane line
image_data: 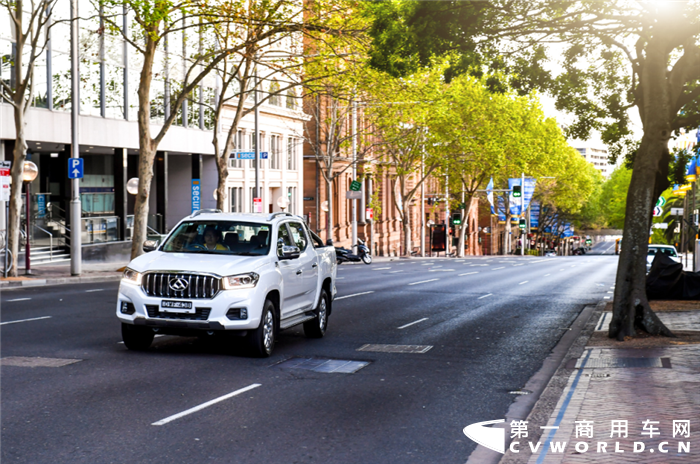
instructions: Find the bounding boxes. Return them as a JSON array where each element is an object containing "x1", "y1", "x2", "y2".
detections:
[
  {"x1": 372, "y1": 267, "x2": 391, "y2": 271},
  {"x1": 544, "y1": 274, "x2": 551, "y2": 276},
  {"x1": 604, "y1": 296, "x2": 611, "y2": 299},
  {"x1": 389, "y1": 270, "x2": 404, "y2": 273},
  {"x1": 152, "y1": 384, "x2": 261, "y2": 426},
  {"x1": 492, "y1": 267, "x2": 505, "y2": 271},
  {"x1": 459, "y1": 272, "x2": 478, "y2": 276},
  {"x1": 0, "y1": 316, "x2": 52, "y2": 326},
  {"x1": 86, "y1": 289, "x2": 104, "y2": 293},
  {"x1": 397, "y1": 317, "x2": 429, "y2": 330},
  {"x1": 429, "y1": 269, "x2": 454, "y2": 272},
  {"x1": 336, "y1": 277, "x2": 345, "y2": 280},
  {"x1": 571, "y1": 265, "x2": 576, "y2": 268},
  {"x1": 519, "y1": 281, "x2": 528, "y2": 285},
  {"x1": 408, "y1": 279, "x2": 439, "y2": 286},
  {"x1": 7, "y1": 298, "x2": 32, "y2": 302},
  {"x1": 335, "y1": 291, "x2": 375, "y2": 300},
  {"x1": 478, "y1": 293, "x2": 493, "y2": 299}
]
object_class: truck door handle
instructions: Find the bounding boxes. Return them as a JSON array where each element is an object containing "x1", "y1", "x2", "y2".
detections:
[
  {"x1": 312, "y1": 263, "x2": 318, "y2": 268},
  {"x1": 296, "y1": 270, "x2": 303, "y2": 275}
]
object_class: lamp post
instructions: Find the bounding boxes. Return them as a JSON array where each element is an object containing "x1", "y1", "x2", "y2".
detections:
[{"x1": 23, "y1": 161, "x2": 38, "y2": 274}]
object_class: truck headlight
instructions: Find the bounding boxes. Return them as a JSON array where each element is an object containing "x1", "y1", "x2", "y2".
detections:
[
  {"x1": 222, "y1": 272, "x2": 259, "y2": 290},
  {"x1": 122, "y1": 268, "x2": 142, "y2": 285}
]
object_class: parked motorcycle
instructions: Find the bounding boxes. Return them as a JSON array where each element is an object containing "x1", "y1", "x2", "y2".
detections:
[{"x1": 335, "y1": 239, "x2": 372, "y2": 265}]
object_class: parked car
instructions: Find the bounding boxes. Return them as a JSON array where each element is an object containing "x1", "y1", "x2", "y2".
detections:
[
  {"x1": 646, "y1": 244, "x2": 681, "y2": 272},
  {"x1": 116, "y1": 210, "x2": 337, "y2": 357},
  {"x1": 544, "y1": 249, "x2": 557, "y2": 257}
]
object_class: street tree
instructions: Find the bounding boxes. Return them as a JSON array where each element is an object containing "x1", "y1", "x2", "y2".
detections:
[
  {"x1": 365, "y1": 0, "x2": 700, "y2": 339},
  {"x1": 369, "y1": 67, "x2": 446, "y2": 256},
  {"x1": 0, "y1": 0, "x2": 58, "y2": 276}
]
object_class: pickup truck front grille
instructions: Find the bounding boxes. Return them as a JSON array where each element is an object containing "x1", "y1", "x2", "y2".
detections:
[{"x1": 141, "y1": 272, "x2": 220, "y2": 299}]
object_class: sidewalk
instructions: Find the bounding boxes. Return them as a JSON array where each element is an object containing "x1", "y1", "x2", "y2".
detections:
[
  {"x1": 501, "y1": 301, "x2": 700, "y2": 464},
  {"x1": 0, "y1": 261, "x2": 126, "y2": 289}
]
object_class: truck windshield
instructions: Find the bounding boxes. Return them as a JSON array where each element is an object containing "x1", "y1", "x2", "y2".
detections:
[{"x1": 161, "y1": 221, "x2": 271, "y2": 255}]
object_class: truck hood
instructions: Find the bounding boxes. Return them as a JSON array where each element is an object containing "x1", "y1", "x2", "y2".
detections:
[{"x1": 127, "y1": 251, "x2": 270, "y2": 276}]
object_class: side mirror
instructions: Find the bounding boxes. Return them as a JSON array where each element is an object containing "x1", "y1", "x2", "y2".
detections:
[
  {"x1": 325, "y1": 239, "x2": 334, "y2": 247},
  {"x1": 143, "y1": 240, "x2": 158, "y2": 253},
  {"x1": 279, "y1": 245, "x2": 301, "y2": 260}
]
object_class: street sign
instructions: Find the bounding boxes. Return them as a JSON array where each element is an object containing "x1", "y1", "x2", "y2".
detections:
[
  {"x1": 68, "y1": 158, "x2": 84, "y2": 179},
  {"x1": 346, "y1": 190, "x2": 362, "y2": 200},
  {"x1": 232, "y1": 151, "x2": 268, "y2": 160},
  {"x1": 0, "y1": 160, "x2": 10, "y2": 202},
  {"x1": 350, "y1": 180, "x2": 362, "y2": 192},
  {"x1": 656, "y1": 196, "x2": 666, "y2": 207},
  {"x1": 652, "y1": 223, "x2": 668, "y2": 229},
  {"x1": 365, "y1": 208, "x2": 373, "y2": 220},
  {"x1": 653, "y1": 206, "x2": 663, "y2": 217},
  {"x1": 671, "y1": 207, "x2": 684, "y2": 216},
  {"x1": 253, "y1": 197, "x2": 263, "y2": 213}
]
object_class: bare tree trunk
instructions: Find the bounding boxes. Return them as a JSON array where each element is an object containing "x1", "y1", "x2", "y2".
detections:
[
  {"x1": 8, "y1": 115, "x2": 27, "y2": 276},
  {"x1": 609, "y1": 50, "x2": 673, "y2": 340},
  {"x1": 402, "y1": 210, "x2": 411, "y2": 256},
  {"x1": 457, "y1": 196, "x2": 474, "y2": 258},
  {"x1": 130, "y1": 38, "x2": 157, "y2": 260},
  {"x1": 326, "y1": 174, "x2": 333, "y2": 243}
]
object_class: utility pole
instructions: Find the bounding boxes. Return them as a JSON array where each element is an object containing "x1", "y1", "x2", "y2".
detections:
[
  {"x1": 420, "y1": 149, "x2": 425, "y2": 257},
  {"x1": 70, "y1": 0, "x2": 82, "y2": 276},
  {"x1": 254, "y1": 58, "x2": 260, "y2": 204},
  {"x1": 520, "y1": 172, "x2": 525, "y2": 256},
  {"x1": 445, "y1": 175, "x2": 449, "y2": 256},
  {"x1": 351, "y1": 100, "x2": 357, "y2": 252}
]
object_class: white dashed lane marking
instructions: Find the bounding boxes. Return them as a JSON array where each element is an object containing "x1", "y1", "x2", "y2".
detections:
[
  {"x1": 335, "y1": 291, "x2": 375, "y2": 300},
  {"x1": 478, "y1": 293, "x2": 493, "y2": 299},
  {"x1": 397, "y1": 317, "x2": 429, "y2": 330},
  {"x1": 0, "y1": 316, "x2": 52, "y2": 326},
  {"x1": 408, "y1": 279, "x2": 439, "y2": 286},
  {"x1": 7, "y1": 298, "x2": 31, "y2": 302},
  {"x1": 152, "y1": 384, "x2": 261, "y2": 426}
]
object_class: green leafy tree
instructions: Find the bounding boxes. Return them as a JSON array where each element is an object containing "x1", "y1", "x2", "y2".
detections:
[{"x1": 365, "y1": 0, "x2": 700, "y2": 339}]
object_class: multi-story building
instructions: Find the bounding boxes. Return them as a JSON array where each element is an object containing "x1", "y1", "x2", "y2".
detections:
[
  {"x1": 0, "y1": 2, "x2": 307, "y2": 263},
  {"x1": 575, "y1": 146, "x2": 611, "y2": 177}
]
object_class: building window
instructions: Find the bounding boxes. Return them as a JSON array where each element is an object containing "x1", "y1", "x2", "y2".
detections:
[
  {"x1": 286, "y1": 88, "x2": 296, "y2": 109},
  {"x1": 229, "y1": 186, "x2": 243, "y2": 212},
  {"x1": 269, "y1": 80, "x2": 281, "y2": 106},
  {"x1": 229, "y1": 130, "x2": 243, "y2": 169},
  {"x1": 287, "y1": 186, "x2": 297, "y2": 214},
  {"x1": 286, "y1": 137, "x2": 297, "y2": 170},
  {"x1": 270, "y1": 135, "x2": 281, "y2": 170},
  {"x1": 249, "y1": 132, "x2": 264, "y2": 169}
]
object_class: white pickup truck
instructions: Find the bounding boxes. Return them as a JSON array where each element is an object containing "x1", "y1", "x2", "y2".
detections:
[{"x1": 116, "y1": 211, "x2": 337, "y2": 357}]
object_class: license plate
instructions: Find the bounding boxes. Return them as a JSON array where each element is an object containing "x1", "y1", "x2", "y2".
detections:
[{"x1": 160, "y1": 300, "x2": 194, "y2": 313}]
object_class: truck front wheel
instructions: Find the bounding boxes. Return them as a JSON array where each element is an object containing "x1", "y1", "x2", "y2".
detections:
[
  {"x1": 304, "y1": 289, "x2": 329, "y2": 338},
  {"x1": 248, "y1": 300, "x2": 276, "y2": 357}
]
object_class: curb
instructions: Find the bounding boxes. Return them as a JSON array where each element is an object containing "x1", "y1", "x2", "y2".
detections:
[
  {"x1": 0, "y1": 274, "x2": 122, "y2": 290},
  {"x1": 465, "y1": 299, "x2": 606, "y2": 464}
]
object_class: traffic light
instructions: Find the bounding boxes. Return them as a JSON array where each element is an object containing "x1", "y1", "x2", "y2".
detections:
[
  {"x1": 451, "y1": 212, "x2": 462, "y2": 226},
  {"x1": 518, "y1": 218, "x2": 526, "y2": 229},
  {"x1": 513, "y1": 185, "x2": 522, "y2": 198}
]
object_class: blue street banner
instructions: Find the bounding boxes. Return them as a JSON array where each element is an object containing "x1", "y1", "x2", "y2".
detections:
[
  {"x1": 561, "y1": 223, "x2": 574, "y2": 238},
  {"x1": 530, "y1": 201, "x2": 540, "y2": 230},
  {"x1": 231, "y1": 151, "x2": 269, "y2": 160},
  {"x1": 486, "y1": 178, "x2": 495, "y2": 215},
  {"x1": 191, "y1": 179, "x2": 201, "y2": 213},
  {"x1": 36, "y1": 194, "x2": 47, "y2": 218},
  {"x1": 508, "y1": 177, "x2": 537, "y2": 217},
  {"x1": 497, "y1": 195, "x2": 507, "y2": 224}
]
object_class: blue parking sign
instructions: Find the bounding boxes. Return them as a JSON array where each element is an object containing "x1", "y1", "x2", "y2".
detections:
[{"x1": 68, "y1": 158, "x2": 84, "y2": 179}]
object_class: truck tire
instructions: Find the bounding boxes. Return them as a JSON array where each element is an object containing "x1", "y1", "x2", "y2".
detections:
[
  {"x1": 121, "y1": 323, "x2": 154, "y2": 351},
  {"x1": 248, "y1": 300, "x2": 276, "y2": 357},
  {"x1": 304, "y1": 289, "x2": 328, "y2": 338}
]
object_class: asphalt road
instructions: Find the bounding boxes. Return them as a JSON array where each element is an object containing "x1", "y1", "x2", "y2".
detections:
[{"x1": 1, "y1": 255, "x2": 617, "y2": 464}]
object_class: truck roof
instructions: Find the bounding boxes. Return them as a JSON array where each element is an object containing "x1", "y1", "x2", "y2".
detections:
[{"x1": 184, "y1": 210, "x2": 302, "y2": 223}]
